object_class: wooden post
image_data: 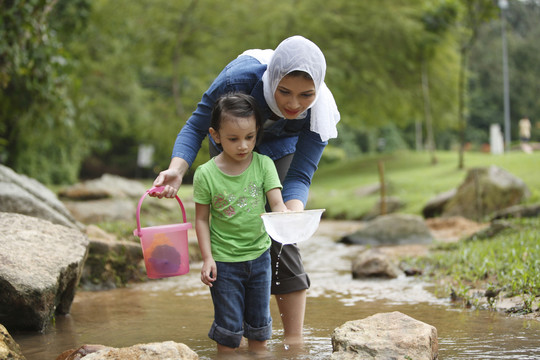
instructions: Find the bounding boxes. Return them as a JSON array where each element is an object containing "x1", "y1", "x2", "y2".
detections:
[{"x1": 378, "y1": 160, "x2": 386, "y2": 215}]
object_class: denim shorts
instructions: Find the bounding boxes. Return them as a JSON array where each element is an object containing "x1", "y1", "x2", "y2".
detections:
[
  {"x1": 208, "y1": 250, "x2": 272, "y2": 348},
  {"x1": 270, "y1": 240, "x2": 310, "y2": 294}
]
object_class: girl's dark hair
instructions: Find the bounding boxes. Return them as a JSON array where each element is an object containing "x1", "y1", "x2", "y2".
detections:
[{"x1": 211, "y1": 92, "x2": 263, "y2": 144}]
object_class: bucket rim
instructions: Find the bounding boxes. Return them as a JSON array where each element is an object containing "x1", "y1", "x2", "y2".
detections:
[{"x1": 139, "y1": 222, "x2": 193, "y2": 232}]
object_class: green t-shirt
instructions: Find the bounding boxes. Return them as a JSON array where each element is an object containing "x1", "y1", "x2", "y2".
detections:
[{"x1": 193, "y1": 152, "x2": 282, "y2": 262}]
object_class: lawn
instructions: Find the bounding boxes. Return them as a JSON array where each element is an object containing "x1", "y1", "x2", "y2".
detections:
[
  {"x1": 409, "y1": 217, "x2": 540, "y2": 311},
  {"x1": 308, "y1": 150, "x2": 540, "y2": 220}
]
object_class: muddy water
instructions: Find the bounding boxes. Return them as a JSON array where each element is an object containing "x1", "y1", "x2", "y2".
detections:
[{"x1": 12, "y1": 221, "x2": 540, "y2": 360}]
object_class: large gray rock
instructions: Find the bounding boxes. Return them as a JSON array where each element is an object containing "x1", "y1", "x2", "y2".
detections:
[
  {"x1": 443, "y1": 165, "x2": 530, "y2": 221},
  {"x1": 352, "y1": 249, "x2": 401, "y2": 279},
  {"x1": 0, "y1": 165, "x2": 82, "y2": 230},
  {"x1": 59, "y1": 174, "x2": 147, "y2": 223},
  {"x1": 0, "y1": 213, "x2": 89, "y2": 332},
  {"x1": 491, "y1": 203, "x2": 540, "y2": 220},
  {"x1": 62, "y1": 198, "x2": 136, "y2": 223},
  {"x1": 331, "y1": 311, "x2": 438, "y2": 360},
  {"x1": 55, "y1": 345, "x2": 111, "y2": 360},
  {"x1": 422, "y1": 188, "x2": 456, "y2": 218},
  {"x1": 80, "y1": 225, "x2": 145, "y2": 290},
  {"x1": 362, "y1": 196, "x2": 404, "y2": 220},
  {"x1": 340, "y1": 214, "x2": 434, "y2": 245},
  {"x1": 58, "y1": 173, "x2": 147, "y2": 200},
  {"x1": 80, "y1": 341, "x2": 198, "y2": 360}
]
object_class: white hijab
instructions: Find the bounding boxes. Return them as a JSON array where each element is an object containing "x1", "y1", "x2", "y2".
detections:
[{"x1": 239, "y1": 35, "x2": 340, "y2": 142}]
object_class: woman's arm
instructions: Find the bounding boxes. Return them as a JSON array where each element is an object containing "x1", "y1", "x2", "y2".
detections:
[
  {"x1": 282, "y1": 127, "x2": 327, "y2": 207},
  {"x1": 195, "y1": 203, "x2": 217, "y2": 287},
  {"x1": 152, "y1": 58, "x2": 263, "y2": 199}
]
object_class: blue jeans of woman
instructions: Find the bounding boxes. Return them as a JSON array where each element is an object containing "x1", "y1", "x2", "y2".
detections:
[{"x1": 208, "y1": 250, "x2": 272, "y2": 348}]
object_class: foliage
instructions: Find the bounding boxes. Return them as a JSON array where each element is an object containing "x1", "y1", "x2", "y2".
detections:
[
  {"x1": 417, "y1": 0, "x2": 459, "y2": 161},
  {"x1": 469, "y1": 0, "x2": 540, "y2": 142},
  {"x1": 453, "y1": 0, "x2": 499, "y2": 169},
  {"x1": 413, "y1": 217, "x2": 539, "y2": 311},
  {"x1": 306, "y1": 0, "x2": 461, "y2": 133},
  {"x1": 0, "y1": 0, "x2": 92, "y2": 183},
  {"x1": 3, "y1": 0, "x2": 540, "y2": 183}
]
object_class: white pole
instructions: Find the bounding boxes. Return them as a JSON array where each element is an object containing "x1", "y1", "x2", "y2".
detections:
[{"x1": 499, "y1": 0, "x2": 511, "y2": 152}]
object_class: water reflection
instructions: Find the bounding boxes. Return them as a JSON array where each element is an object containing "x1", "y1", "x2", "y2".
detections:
[{"x1": 12, "y1": 221, "x2": 540, "y2": 360}]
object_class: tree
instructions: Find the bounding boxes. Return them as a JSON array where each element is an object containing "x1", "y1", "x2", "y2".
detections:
[
  {"x1": 454, "y1": 0, "x2": 498, "y2": 169},
  {"x1": 2, "y1": 0, "x2": 466, "y2": 182},
  {"x1": 417, "y1": 0, "x2": 458, "y2": 164},
  {"x1": 0, "y1": 0, "x2": 91, "y2": 183},
  {"x1": 468, "y1": 0, "x2": 540, "y2": 143}
]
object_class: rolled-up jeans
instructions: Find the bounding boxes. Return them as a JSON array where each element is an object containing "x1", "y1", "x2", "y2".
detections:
[{"x1": 208, "y1": 250, "x2": 272, "y2": 348}]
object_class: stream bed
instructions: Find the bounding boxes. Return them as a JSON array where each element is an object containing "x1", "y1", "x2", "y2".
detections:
[{"x1": 12, "y1": 221, "x2": 540, "y2": 359}]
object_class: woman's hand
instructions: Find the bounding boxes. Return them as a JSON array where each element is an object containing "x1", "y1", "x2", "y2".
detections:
[
  {"x1": 151, "y1": 169, "x2": 182, "y2": 198},
  {"x1": 285, "y1": 199, "x2": 304, "y2": 212},
  {"x1": 150, "y1": 157, "x2": 189, "y2": 198}
]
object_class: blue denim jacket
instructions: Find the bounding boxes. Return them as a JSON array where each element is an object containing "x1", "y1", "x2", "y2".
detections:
[{"x1": 172, "y1": 55, "x2": 327, "y2": 205}]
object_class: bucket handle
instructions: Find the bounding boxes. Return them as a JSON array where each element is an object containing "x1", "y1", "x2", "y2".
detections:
[{"x1": 135, "y1": 186, "x2": 187, "y2": 237}]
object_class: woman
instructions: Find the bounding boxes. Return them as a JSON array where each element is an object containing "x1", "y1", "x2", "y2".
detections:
[{"x1": 152, "y1": 35, "x2": 340, "y2": 344}]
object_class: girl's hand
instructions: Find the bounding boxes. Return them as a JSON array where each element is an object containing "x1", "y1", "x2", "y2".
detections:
[{"x1": 201, "y1": 258, "x2": 217, "y2": 287}]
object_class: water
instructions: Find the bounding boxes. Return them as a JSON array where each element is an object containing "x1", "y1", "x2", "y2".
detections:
[
  {"x1": 274, "y1": 242, "x2": 284, "y2": 286},
  {"x1": 11, "y1": 221, "x2": 540, "y2": 359}
]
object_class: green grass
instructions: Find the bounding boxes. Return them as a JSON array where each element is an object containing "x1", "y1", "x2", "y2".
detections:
[
  {"x1": 407, "y1": 217, "x2": 540, "y2": 312},
  {"x1": 308, "y1": 150, "x2": 540, "y2": 219}
]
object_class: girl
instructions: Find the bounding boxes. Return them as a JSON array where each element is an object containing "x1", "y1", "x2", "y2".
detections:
[
  {"x1": 153, "y1": 35, "x2": 340, "y2": 344},
  {"x1": 193, "y1": 93, "x2": 288, "y2": 352}
]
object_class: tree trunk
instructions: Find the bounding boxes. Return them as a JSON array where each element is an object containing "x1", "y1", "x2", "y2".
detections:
[
  {"x1": 421, "y1": 59, "x2": 437, "y2": 165},
  {"x1": 457, "y1": 47, "x2": 468, "y2": 170},
  {"x1": 415, "y1": 119, "x2": 423, "y2": 152},
  {"x1": 378, "y1": 160, "x2": 386, "y2": 215}
]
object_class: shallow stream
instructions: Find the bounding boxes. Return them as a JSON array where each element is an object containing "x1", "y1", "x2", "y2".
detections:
[{"x1": 13, "y1": 221, "x2": 540, "y2": 359}]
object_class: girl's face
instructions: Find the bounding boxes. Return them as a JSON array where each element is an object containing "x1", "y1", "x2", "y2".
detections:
[
  {"x1": 274, "y1": 75, "x2": 316, "y2": 119},
  {"x1": 210, "y1": 115, "x2": 257, "y2": 163}
]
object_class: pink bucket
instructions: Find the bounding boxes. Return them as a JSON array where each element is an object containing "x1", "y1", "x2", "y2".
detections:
[{"x1": 133, "y1": 186, "x2": 192, "y2": 279}]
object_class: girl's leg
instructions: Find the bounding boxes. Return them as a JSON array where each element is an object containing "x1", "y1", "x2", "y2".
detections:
[
  {"x1": 209, "y1": 261, "x2": 246, "y2": 350},
  {"x1": 217, "y1": 344, "x2": 236, "y2": 353},
  {"x1": 247, "y1": 339, "x2": 268, "y2": 353},
  {"x1": 243, "y1": 251, "x2": 272, "y2": 352}
]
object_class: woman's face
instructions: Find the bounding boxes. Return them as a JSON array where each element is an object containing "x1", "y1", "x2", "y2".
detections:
[{"x1": 274, "y1": 75, "x2": 316, "y2": 119}]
